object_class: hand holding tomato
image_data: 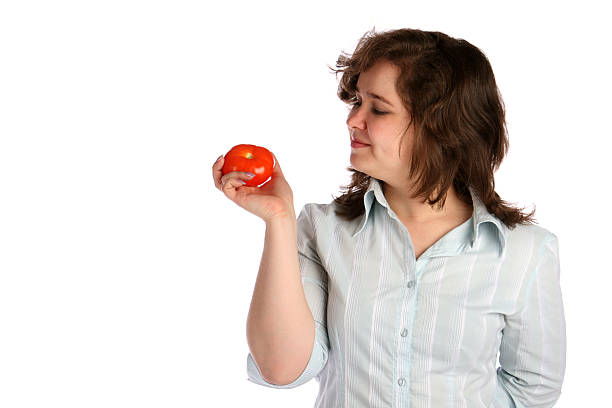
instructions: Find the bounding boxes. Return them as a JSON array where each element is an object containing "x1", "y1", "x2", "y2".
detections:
[{"x1": 212, "y1": 144, "x2": 295, "y2": 223}]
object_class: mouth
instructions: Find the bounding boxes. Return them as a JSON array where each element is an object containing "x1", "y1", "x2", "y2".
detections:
[
  {"x1": 350, "y1": 136, "x2": 370, "y2": 146},
  {"x1": 351, "y1": 139, "x2": 370, "y2": 148}
]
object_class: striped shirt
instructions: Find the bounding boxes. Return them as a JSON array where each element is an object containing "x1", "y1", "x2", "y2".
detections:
[{"x1": 247, "y1": 177, "x2": 566, "y2": 407}]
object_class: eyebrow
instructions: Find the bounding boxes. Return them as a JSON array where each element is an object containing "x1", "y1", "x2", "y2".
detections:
[{"x1": 355, "y1": 85, "x2": 394, "y2": 107}]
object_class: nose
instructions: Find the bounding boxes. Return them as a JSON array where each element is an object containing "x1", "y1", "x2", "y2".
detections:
[{"x1": 346, "y1": 106, "x2": 366, "y2": 131}]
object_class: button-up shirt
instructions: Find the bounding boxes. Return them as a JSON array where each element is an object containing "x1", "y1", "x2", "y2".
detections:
[{"x1": 247, "y1": 178, "x2": 566, "y2": 407}]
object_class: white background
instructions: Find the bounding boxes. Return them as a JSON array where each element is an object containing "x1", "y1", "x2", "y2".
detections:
[{"x1": 0, "y1": 0, "x2": 609, "y2": 407}]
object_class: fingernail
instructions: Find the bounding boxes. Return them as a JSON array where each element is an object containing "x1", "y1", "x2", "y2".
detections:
[
  {"x1": 216, "y1": 155, "x2": 223, "y2": 162},
  {"x1": 239, "y1": 180, "x2": 247, "y2": 185},
  {"x1": 245, "y1": 173, "x2": 255, "y2": 178}
]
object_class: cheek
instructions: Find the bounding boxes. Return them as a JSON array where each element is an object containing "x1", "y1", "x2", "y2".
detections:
[
  {"x1": 373, "y1": 137, "x2": 401, "y2": 157},
  {"x1": 396, "y1": 134, "x2": 411, "y2": 156}
]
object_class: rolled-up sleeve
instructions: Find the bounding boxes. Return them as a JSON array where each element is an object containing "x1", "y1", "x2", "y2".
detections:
[
  {"x1": 495, "y1": 233, "x2": 566, "y2": 407},
  {"x1": 247, "y1": 321, "x2": 328, "y2": 388},
  {"x1": 246, "y1": 204, "x2": 330, "y2": 389}
]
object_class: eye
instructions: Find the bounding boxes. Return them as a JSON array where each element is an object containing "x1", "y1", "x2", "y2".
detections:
[{"x1": 348, "y1": 98, "x2": 387, "y2": 115}]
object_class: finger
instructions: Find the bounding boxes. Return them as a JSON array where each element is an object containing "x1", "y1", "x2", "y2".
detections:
[
  {"x1": 220, "y1": 171, "x2": 255, "y2": 188},
  {"x1": 212, "y1": 155, "x2": 225, "y2": 190},
  {"x1": 221, "y1": 176, "x2": 251, "y2": 198},
  {"x1": 270, "y1": 152, "x2": 284, "y2": 177}
]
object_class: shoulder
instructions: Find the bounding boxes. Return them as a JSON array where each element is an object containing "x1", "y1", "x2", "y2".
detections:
[
  {"x1": 296, "y1": 202, "x2": 341, "y2": 256},
  {"x1": 299, "y1": 199, "x2": 353, "y2": 223},
  {"x1": 298, "y1": 202, "x2": 335, "y2": 221},
  {"x1": 505, "y1": 222, "x2": 559, "y2": 247},
  {"x1": 503, "y1": 223, "x2": 560, "y2": 270},
  {"x1": 297, "y1": 201, "x2": 354, "y2": 237}
]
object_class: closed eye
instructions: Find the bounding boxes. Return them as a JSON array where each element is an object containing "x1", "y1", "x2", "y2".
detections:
[{"x1": 348, "y1": 98, "x2": 387, "y2": 115}]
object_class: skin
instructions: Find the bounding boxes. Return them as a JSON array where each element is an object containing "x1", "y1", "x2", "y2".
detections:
[{"x1": 346, "y1": 59, "x2": 473, "y2": 224}]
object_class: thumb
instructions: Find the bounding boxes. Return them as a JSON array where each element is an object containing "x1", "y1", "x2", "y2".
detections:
[{"x1": 270, "y1": 152, "x2": 285, "y2": 178}]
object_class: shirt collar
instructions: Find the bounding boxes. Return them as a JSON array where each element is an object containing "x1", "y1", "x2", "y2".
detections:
[{"x1": 351, "y1": 178, "x2": 507, "y2": 256}]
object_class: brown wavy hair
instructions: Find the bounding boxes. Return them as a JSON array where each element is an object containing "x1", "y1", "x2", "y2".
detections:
[{"x1": 328, "y1": 27, "x2": 537, "y2": 230}]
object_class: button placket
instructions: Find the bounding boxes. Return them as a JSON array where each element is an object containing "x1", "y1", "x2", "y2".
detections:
[{"x1": 397, "y1": 237, "x2": 417, "y2": 400}]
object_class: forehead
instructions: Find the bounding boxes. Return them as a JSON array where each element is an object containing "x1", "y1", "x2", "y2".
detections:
[{"x1": 356, "y1": 60, "x2": 400, "y2": 94}]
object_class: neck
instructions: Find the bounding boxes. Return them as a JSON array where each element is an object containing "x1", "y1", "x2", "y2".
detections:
[{"x1": 382, "y1": 182, "x2": 473, "y2": 223}]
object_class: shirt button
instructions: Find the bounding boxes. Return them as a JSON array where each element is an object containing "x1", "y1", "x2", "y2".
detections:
[
  {"x1": 398, "y1": 378, "x2": 406, "y2": 386},
  {"x1": 407, "y1": 280, "x2": 415, "y2": 288},
  {"x1": 401, "y1": 328, "x2": 408, "y2": 337}
]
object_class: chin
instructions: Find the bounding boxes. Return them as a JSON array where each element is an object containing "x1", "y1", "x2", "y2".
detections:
[
  {"x1": 349, "y1": 158, "x2": 362, "y2": 171},
  {"x1": 349, "y1": 162, "x2": 370, "y2": 176}
]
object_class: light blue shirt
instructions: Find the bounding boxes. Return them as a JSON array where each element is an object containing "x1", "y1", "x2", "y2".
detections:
[{"x1": 247, "y1": 178, "x2": 566, "y2": 407}]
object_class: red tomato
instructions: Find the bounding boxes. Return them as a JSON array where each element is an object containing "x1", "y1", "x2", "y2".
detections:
[{"x1": 221, "y1": 144, "x2": 275, "y2": 187}]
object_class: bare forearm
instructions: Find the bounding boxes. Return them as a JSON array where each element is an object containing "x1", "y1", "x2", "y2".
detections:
[{"x1": 246, "y1": 212, "x2": 315, "y2": 384}]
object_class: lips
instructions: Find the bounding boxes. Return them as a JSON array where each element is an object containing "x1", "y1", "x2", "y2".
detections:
[
  {"x1": 351, "y1": 140, "x2": 370, "y2": 149},
  {"x1": 351, "y1": 136, "x2": 370, "y2": 145}
]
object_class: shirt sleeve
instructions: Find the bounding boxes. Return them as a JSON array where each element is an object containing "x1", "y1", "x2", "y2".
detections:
[
  {"x1": 494, "y1": 233, "x2": 567, "y2": 407},
  {"x1": 246, "y1": 204, "x2": 330, "y2": 389}
]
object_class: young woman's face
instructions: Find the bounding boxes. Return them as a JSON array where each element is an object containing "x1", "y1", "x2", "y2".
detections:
[{"x1": 346, "y1": 60, "x2": 414, "y2": 184}]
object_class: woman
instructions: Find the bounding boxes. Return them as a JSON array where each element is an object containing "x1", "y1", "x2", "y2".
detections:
[{"x1": 212, "y1": 27, "x2": 566, "y2": 408}]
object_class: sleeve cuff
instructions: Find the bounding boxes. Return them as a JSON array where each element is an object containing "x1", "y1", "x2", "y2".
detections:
[{"x1": 246, "y1": 321, "x2": 328, "y2": 389}]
